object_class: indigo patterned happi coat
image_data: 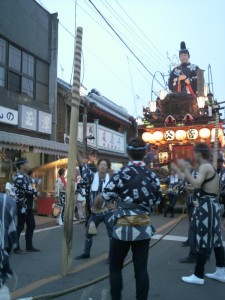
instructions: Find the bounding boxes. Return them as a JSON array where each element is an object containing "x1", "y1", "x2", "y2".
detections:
[
  {"x1": 102, "y1": 161, "x2": 162, "y2": 241},
  {"x1": 0, "y1": 193, "x2": 17, "y2": 288}
]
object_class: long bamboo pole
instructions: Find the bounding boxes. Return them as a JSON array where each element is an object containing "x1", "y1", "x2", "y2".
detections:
[
  {"x1": 61, "y1": 27, "x2": 83, "y2": 276},
  {"x1": 213, "y1": 103, "x2": 219, "y2": 169}
]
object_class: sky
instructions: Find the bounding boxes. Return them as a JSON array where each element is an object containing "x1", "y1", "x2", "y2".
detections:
[{"x1": 37, "y1": 0, "x2": 225, "y2": 118}]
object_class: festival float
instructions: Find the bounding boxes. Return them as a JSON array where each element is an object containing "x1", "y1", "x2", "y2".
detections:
[{"x1": 138, "y1": 41, "x2": 225, "y2": 169}]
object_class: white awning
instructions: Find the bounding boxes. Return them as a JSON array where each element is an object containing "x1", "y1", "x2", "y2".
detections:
[{"x1": 0, "y1": 131, "x2": 68, "y2": 157}]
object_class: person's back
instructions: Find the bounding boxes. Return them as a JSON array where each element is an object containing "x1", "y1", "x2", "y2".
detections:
[
  {"x1": 96, "y1": 137, "x2": 162, "y2": 300},
  {"x1": 200, "y1": 163, "x2": 219, "y2": 195}
]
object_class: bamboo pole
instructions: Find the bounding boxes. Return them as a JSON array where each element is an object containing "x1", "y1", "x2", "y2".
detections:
[
  {"x1": 213, "y1": 103, "x2": 219, "y2": 169},
  {"x1": 61, "y1": 27, "x2": 83, "y2": 276}
]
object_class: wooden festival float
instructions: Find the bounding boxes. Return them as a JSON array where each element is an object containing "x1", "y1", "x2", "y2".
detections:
[{"x1": 138, "y1": 87, "x2": 225, "y2": 170}]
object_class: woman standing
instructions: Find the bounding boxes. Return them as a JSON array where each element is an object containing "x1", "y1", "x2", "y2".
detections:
[{"x1": 55, "y1": 168, "x2": 66, "y2": 225}]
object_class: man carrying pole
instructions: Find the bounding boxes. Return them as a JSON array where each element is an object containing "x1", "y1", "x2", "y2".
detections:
[{"x1": 61, "y1": 27, "x2": 83, "y2": 276}]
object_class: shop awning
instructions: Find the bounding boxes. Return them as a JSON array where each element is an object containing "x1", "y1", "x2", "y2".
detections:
[{"x1": 0, "y1": 131, "x2": 68, "y2": 157}]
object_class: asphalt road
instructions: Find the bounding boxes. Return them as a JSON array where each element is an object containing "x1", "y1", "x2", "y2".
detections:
[{"x1": 10, "y1": 213, "x2": 225, "y2": 300}]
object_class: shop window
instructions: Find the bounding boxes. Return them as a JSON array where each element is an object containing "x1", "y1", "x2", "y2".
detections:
[
  {"x1": 22, "y1": 53, "x2": 34, "y2": 77},
  {"x1": 8, "y1": 71, "x2": 21, "y2": 93},
  {"x1": 0, "y1": 38, "x2": 6, "y2": 64},
  {"x1": 9, "y1": 45, "x2": 21, "y2": 72},
  {"x1": 0, "y1": 66, "x2": 5, "y2": 87},
  {"x1": 22, "y1": 77, "x2": 34, "y2": 98}
]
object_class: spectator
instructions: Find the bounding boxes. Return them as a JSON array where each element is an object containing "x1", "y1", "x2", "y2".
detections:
[
  {"x1": 13, "y1": 158, "x2": 37, "y2": 254},
  {"x1": 76, "y1": 175, "x2": 86, "y2": 223},
  {"x1": 163, "y1": 164, "x2": 182, "y2": 218},
  {"x1": 55, "y1": 168, "x2": 66, "y2": 226}
]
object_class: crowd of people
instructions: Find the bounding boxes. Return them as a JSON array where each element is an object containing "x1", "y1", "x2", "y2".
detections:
[{"x1": 1, "y1": 138, "x2": 225, "y2": 300}]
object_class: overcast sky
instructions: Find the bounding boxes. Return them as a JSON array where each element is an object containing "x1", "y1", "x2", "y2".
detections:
[{"x1": 37, "y1": 0, "x2": 225, "y2": 118}]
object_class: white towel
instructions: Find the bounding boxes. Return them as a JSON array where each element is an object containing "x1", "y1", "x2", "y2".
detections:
[{"x1": 91, "y1": 172, "x2": 110, "y2": 192}]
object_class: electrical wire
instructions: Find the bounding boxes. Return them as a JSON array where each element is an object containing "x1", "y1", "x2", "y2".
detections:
[
  {"x1": 80, "y1": 0, "x2": 166, "y2": 76},
  {"x1": 83, "y1": 0, "x2": 163, "y2": 74},
  {"x1": 127, "y1": 56, "x2": 138, "y2": 117},
  {"x1": 69, "y1": 0, "x2": 78, "y2": 85},
  {"x1": 114, "y1": 0, "x2": 168, "y2": 66},
  {"x1": 87, "y1": 0, "x2": 167, "y2": 91},
  {"x1": 101, "y1": 0, "x2": 168, "y2": 71}
]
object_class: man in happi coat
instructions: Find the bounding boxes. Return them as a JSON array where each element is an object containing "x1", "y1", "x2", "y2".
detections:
[{"x1": 95, "y1": 137, "x2": 162, "y2": 300}]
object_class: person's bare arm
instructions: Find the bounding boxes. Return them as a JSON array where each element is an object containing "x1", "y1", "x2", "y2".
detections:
[
  {"x1": 170, "y1": 162, "x2": 185, "y2": 180},
  {"x1": 77, "y1": 151, "x2": 83, "y2": 166},
  {"x1": 178, "y1": 160, "x2": 207, "y2": 189}
]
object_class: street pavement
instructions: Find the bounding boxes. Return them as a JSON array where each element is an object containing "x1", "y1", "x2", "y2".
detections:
[{"x1": 9, "y1": 212, "x2": 225, "y2": 300}]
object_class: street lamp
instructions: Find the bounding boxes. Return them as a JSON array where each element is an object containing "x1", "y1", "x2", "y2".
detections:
[
  {"x1": 149, "y1": 100, "x2": 157, "y2": 113},
  {"x1": 197, "y1": 96, "x2": 205, "y2": 109},
  {"x1": 159, "y1": 90, "x2": 168, "y2": 100}
]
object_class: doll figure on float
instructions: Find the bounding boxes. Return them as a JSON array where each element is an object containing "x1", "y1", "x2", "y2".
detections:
[{"x1": 168, "y1": 41, "x2": 199, "y2": 96}]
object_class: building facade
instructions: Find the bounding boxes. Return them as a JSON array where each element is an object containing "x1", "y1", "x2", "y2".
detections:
[
  {"x1": 0, "y1": 0, "x2": 60, "y2": 191},
  {"x1": 57, "y1": 79, "x2": 136, "y2": 165}
]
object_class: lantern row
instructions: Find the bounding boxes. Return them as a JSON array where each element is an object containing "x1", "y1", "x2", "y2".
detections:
[{"x1": 142, "y1": 128, "x2": 224, "y2": 143}]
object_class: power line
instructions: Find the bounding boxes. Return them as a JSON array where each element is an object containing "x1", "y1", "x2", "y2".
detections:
[
  {"x1": 36, "y1": 0, "x2": 160, "y2": 109},
  {"x1": 77, "y1": 0, "x2": 166, "y2": 83},
  {"x1": 87, "y1": 0, "x2": 167, "y2": 90},
  {"x1": 83, "y1": 0, "x2": 163, "y2": 73},
  {"x1": 85, "y1": 0, "x2": 165, "y2": 70},
  {"x1": 114, "y1": 0, "x2": 168, "y2": 65},
  {"x1": 127, "y1": 56, "x2": 138, "y2": 117},
  {"x1": 102, "y1": 0, "x2": 168, "y2": 71}
]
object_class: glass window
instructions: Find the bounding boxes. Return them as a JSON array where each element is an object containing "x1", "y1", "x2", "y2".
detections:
[
  {"x1": 36, "y1": 82, "x2": 48, "y2": 104},
  {"x1": 9, "y1": 45, "x2": 21, "y2": 71},
  {"x1": 0, "y1": 66, "x2": 5, "y2": 87},
  {"x1": 22, "y1": 77, "x2": 33, "y2": 98},
  {"x1": 0, "y1": 38, "x2": 6, "y2": 64},
  {"x1": 8, "y1": 71, "x2": 21, "y2": 93},
  {"x1": 36, "y1": 59, "x2": 49, "y2": 84},
  {"x1": 22, "y1": 53, "x2": 34, "y2": 77}
]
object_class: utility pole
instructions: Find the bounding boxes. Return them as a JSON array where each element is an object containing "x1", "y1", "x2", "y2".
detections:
[
  {"x1": 213, "y1": 101, "x2": 220, "y2": 169},
  {"x1": 61, "y1": 27, "x2": 83, "y2": 276}
]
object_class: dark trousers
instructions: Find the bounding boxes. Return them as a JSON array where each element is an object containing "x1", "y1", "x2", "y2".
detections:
[
  {"x1": 195, "y1": 247, "x2": 225, "y2": 279},
  {"x1": 15, "y1": 210, "x2": 36, "y2": 250},
  {"x1": 164, "y1": 194, "x2": 177, "y2": 217},
  {"x1": 15, "y1": 213, "x2": 26, "y2": 250},
  {"x1": 83, "y1": 213, "x2": 113, "y2": 256},
  {"x1": 85, "y1": 195, "x2": 92, "y2": 226},
  {"x1": 25, "y1": 209, "x2": 36, "y2": 249},
  {"x1": 110, "y1": 238, "x2": 150, "y2": 300}
]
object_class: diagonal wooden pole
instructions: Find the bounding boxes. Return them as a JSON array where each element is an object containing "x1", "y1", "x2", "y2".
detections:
[{"x1": 61, "y1": 27, "x2": 83, "y2": 276}]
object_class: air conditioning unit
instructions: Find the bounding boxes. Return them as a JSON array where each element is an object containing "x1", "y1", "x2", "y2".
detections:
[{"x1": 64, "y1": 133, "x2": 69, "y2": 144}]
